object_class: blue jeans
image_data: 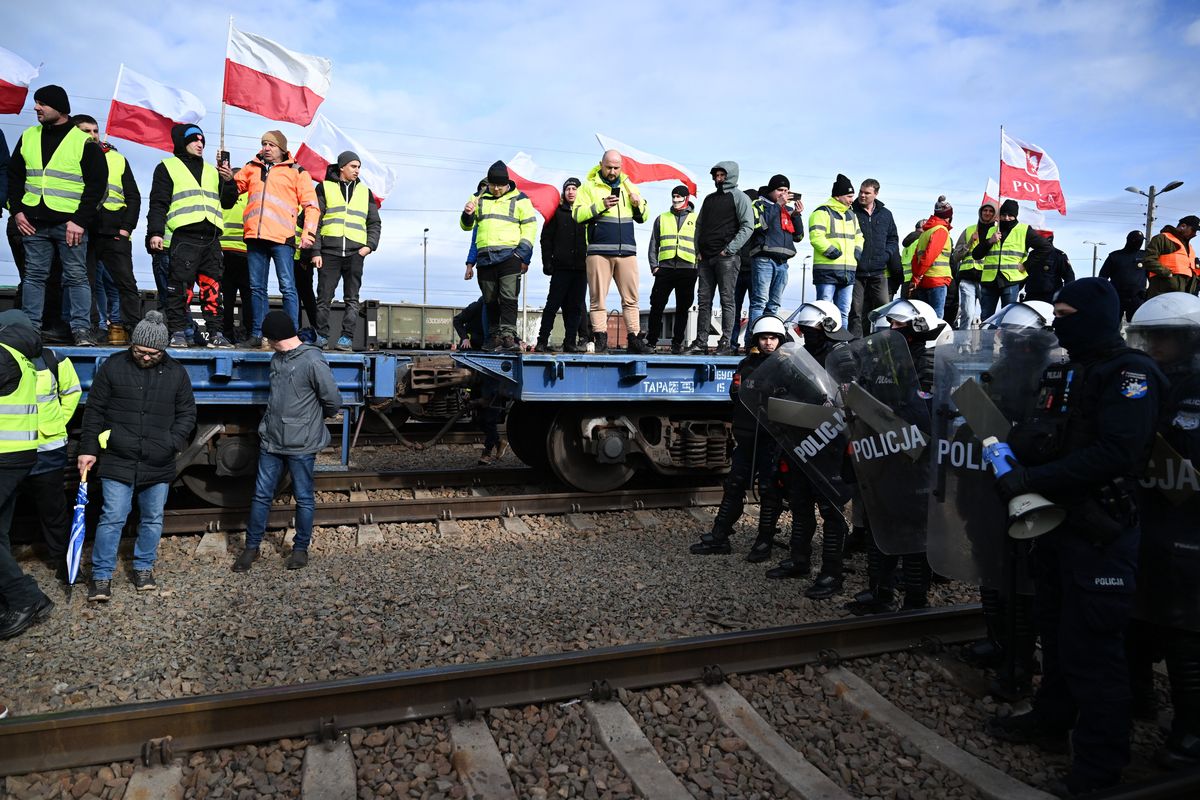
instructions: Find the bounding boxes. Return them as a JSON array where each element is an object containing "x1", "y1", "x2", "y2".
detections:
[
  {"x1": 979, "y1": 282, "x2": 1021, "y2": 320},
  {"x1": 813, "y1": 282, "x2": 854, "y2": 330},
  {"x1": 21, "y1": 223, "x2": 91, "y2": 331},
  {"x1": 91, "y1": 480, "x2": 170, "y2": 580},
  {"x1": 749, "y1": 256, "x2": 789, "y2": 327},
  {"x1": 248, "y1": 241, "x2": 299, "y2": 336},
  {"x1": 245, "y1": 451, "x2": 316, "y2": 550},
  {"x1": 957, "y1": 280, "x2": 981, "y2": 330},
  {"x1": 95, "y1": 260, "x2": 121, "y2": 328},
  {"x1": 915, "y1": 285, "x2": 947, "y2": 321}
]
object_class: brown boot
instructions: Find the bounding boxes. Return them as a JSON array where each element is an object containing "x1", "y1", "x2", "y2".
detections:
[{"x1": 107, "y1": 324, "x2": 129, "y2": 346}]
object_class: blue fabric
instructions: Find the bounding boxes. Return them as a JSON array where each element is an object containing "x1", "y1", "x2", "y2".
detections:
[
  {"x1": 91, "y1": 479, "x2": 170, "y2": 579},
  {"x1": 915, "y1": 285, "x2": 947, "y2": 321},
  {"x1": 21, "y1": 223, "x2": 91, "y2": 331},
  {"x1": 244, "y1": 451, "x2": 316, "y2": 550},
  {"x1": 749, "y1": 256, "x2": 789, "y2": 326},
  {"x1": 95, "y1": 260, "x2": 121, "y2": 328},
  {"x1": 248, "y1": 241, "x2": 299, "y2": 336},
  {"x1": 957, "y1": 279, "x2": 981, "y2": 329},
  {"x1": 980, "y1": 283, "x2": 1021, "y2": 319},
  {"x1": 814, "y1": 283, "x2": 854, "y2": 330}
]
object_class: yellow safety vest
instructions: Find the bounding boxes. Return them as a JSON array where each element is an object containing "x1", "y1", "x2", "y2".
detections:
[
  {"x1": 222, "y1": 195, "x2": 248, "y2": 253},
  {"x1": 981, "y1": 223, "x2": 1031, "y2": 283},
  {"x1": 35, "y1": 353, "x2": 81, "y2": 448},
  {"x1": 0, "y1": 342, "x2": 41, "y2": 453},
  {"x1": 319, "y1": 180, "x2": 370, "y2": 246},
  {"x1": 163, "y1": 157, "x2": 221, "y2": 247},
  {"x1": 809, "y1": 199, "x2": 862, "y2": 274},
  {"x1": 20, "y1": 125, "x2": 89, "y2": 213},
  {"x1": 656, "y1": 210, "x2": 697, "y2": 264},
  {"x1": 462, "y1": 189, "x2": 537, "y2": 259},
  {"x1": 102, "y1": 149, "x2": 128, "y2": 211},
  {"x1": 957, "y1": 224, "x2": 988, "y2": 278},
  {"x1": 914, "y1": 223, "x2": 952, "y2": 281},
  {"x1": 901, "y1": 238, "x2": 919, "y2": 283}
]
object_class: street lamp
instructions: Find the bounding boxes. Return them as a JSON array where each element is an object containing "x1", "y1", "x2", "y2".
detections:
[
  {"x1": 800, "y1": 254, "x2": 811, "y2": 303},
  {"x1": 421, "y1": 228, "x2": 430, "y2": 348},
  {"x1": 1083, "y1": 241, "x2": 1106, "y2": 277},
  {"x1": 1126, "y1": 181, "x2": 1184, "y2": 242}
]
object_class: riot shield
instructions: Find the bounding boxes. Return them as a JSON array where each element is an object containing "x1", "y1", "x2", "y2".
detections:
[
  {"x1": 926, "y1": 328, "x2": 1062, "y2": 585},
  {"x1": 827, "y1": 330, "x2": 931, "y2": 555},
  {"x1": 738, "y1": 342, "x2": 852, "y2": 505}
]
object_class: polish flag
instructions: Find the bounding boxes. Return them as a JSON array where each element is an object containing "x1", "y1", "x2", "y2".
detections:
[
  {"x1": 983, "y1": 177, "x2": 1046, "y2": 229},
  {"x1": 999, "y1": 130, "x2": 1066, "y2": 215},
  {"x1": 294, "y1": 114, "x2": 397, "y2": 203},
  {"x1": 223, "y1": 27, "x2": 331, "y2": 126},
  {"x1": 105, "y1": 65, "x2": 206, "y2": 152},
  {"x1": 595, "y1": 133, "x2": 697, "y2": 197},
  {"x1": 0, "y1": 46, "x2": 40, "y2": 114},
  {"x1": 507, "y1": 152, "x2": 565, "y2": 222}
]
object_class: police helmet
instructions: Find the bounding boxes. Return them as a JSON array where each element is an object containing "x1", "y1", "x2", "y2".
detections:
[
  {"x1": 1128, "y1": 292, "x2": 1200, "y2": 330},
  {"x1": 787, "y1": 301, "x2": 843, "y2": 332},
  {"x1": 882, "y1": 299, "x2": 939, "y2": 333},
  {"x1": 750, "y1": 314, "x2": 787, "y2": 340},
  {"x1": 982, "y1": 301, "x2": 1055, "y2": 330}
]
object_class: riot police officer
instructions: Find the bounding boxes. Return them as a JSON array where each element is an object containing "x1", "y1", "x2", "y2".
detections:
[{"x1": 987, "y1": 278, "x2": 1163, "y2": 797}]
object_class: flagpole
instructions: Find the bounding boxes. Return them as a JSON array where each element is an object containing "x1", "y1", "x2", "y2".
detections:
[
  {"x1": 220, "y1": 16, "x2": 233, "y2": 152},
  {"x1": 102, "y1": 64, "x2": 123, "y2": 144},
  {"x1": 998, "y1": 124, "x2": 1004, "y2": 199}
]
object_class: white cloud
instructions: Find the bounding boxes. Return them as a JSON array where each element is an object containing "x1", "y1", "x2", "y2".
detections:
[{"x1": 1185, "y1": 18, "x2": 1200, "y2": 45}]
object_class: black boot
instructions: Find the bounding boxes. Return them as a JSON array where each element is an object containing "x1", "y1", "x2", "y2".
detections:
[
  {"x1": 901, "y1": 554, "x2": 931, "y2": 610},
  {"x1": 803, "y1": 572, "x2": 841, "y2": 593},
  {"x1": 626, "y1": 332, "x2": 653, "y2": 354},
  {"x1": 562, "y1": 338, "x2": 580, "y2": 353},
  {"x1": 845, "y1": 525, "x2": 869, "y2": 554},
  {"x1": 747, "y1": 491, "x2": 783, "y2": 563},
  {"x1": 534, "y1": 337, "x2": 552, "y2": 353},
  {"x1": 593, "y1": 332, "x2": 608, "y2": 353},
  {"x1": 808, "y1": 516, "x2": 846, "y2": 598},
  {"x1": 689, "y1": 532, "x2": 732, "y2": 555},
  {"x1": 846, "y1": 541, "x2": 896, "y2": 615},
  {"x1": 964, "y1": 586, "x2": 1007, "y2": 667},
  {"x1": 691, "y1": 481, "x2": 744, "y2": 555},
  {"x1": 767, "y1": 559, "x2": 811, "y2": 579}
]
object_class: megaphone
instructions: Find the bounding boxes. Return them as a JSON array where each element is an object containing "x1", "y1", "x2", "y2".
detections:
[{"x1": 980, "y1": 436, "x2": 1067, "y2": 539}]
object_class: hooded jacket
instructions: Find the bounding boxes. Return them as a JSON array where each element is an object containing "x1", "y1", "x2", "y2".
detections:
[
  {"x1": 235, "y1": 151, "x2": 320, "y2": 245},
  {"x1": 572, "y1": 166, "x2": 648, "y2": 257},
  {"x1": 540, "y1": 198, "x2": 588, "y2": 272},
  {"x1": 648, "y1": 201, "x2": 697, "y2": 270},
  {"x1": 951, "y1": 204, "x2": 998, "y2": 278},
  {"x1": 147, "y1": 126, "x2": 239, "y2": 240},
  {"x1": 695, "y1": 161, "x2": 755, "y2": 259},
  {"x1": 316, "y1": 162, "x2": 382, "y2": 256},
  {"x1": 7, "y1": 119, "x2": 107, "y2": 229},
  {"x1": 258, "y1": 344, "x2": 342, "y2": 455},
  {"x1": 852, "y1": 198, "x2": 901, "y2": 278},
  {"x1": 0, "y1": 309, "x2": 43, "y2": 468}
]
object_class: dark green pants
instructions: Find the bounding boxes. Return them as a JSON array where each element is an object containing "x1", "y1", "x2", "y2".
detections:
[{"x1": 477, "y1": 257, "x2": 522, "y2": 338}]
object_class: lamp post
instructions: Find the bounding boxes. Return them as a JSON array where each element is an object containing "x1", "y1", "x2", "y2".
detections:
[
  {"x1": 801, "y1": 254, "x2": 811, "y2": 303},
  {"x1": 1083, "y1": 241, "x2": 1106, "y2": 278},
  {"x1": 421, "y1": 228, "x2": 429, "y2": 348},
  {"x1": 1126, "y1": 181, "x2": 1184, "y2": 243}
]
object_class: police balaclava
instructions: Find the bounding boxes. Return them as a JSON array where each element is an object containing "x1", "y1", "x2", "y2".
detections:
[{"x1": 1052, "y1": 277, "x2": 1121, "y2": 356}]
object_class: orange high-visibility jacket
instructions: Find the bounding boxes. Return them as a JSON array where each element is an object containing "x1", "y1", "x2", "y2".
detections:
[{"x1": 234, "y1": 157, "x2": 319, "y2": 245}]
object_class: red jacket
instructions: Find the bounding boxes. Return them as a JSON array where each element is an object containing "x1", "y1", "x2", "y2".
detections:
[{"x1": 911, "y1": 216, "x2": 952, "y2": 289}]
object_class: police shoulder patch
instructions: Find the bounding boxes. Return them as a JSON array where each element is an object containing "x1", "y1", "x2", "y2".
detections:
[{"x1": 1119, "y1": 370, "x2": 1148, "y2": 399}]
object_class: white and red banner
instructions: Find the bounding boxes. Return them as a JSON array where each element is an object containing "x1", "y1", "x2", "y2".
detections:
[
  {"x1": 999, "y1": 130, "x2": 1066, "y2": 215},
  {"x1": 0, "y1": 46, "x2": 40, "y2": 114},
  {"x1": 294, "y1": 114, "x2": 397, "y2": 203},
  {"x1": 507, "y1": 152, "x2": 566, "y2": 222},
  {"x1": 983, "y1": 176, "x2": 1048, "y2": 230},
  {"x1": 105, "y1": 65, "x2": 206, "y2": 152},
  {"x1": 595, "y1": 133, "x2": 697, "y2": 197},
  {"x1": 223, "y1": 26, "x2": 331, "y2": 125}
]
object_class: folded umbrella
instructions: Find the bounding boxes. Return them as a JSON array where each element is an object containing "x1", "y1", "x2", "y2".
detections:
[{"x1": 66, "y1": 468, "x2": 89, "y2": 596}]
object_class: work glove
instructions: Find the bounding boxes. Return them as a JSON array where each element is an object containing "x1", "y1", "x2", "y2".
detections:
[
  {"x1": 994, "y1": 456, "x2": 1029, "y2": 502},
  {"x1": 823, "y1": 246, "x2": 842, "y2": 260}
]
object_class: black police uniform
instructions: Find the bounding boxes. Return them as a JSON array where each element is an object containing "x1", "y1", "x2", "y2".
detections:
[{"x1": 991, "y1": 279, "x2": 1162, "y2": 794}]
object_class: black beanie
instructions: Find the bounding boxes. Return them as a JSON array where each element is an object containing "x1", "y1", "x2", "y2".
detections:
[
  {"x1": 563, "y1": 177, "x2": 582, "y2": 191},
  {"x1": 999, "y1": 199, "x2": 1020, "y2": 217},
  {"x1": 486, "y1": 160, "x2": 509, "y2": 185},
  {"x1": 33, "y1": 85, "x2": 70, "y2": 115},
  {"x1": 337, "y1": 150, "x2": 360, "y2": 169},
  {"x1": 670, "y1": 184, "x2": 688, "y2": 198},
  {"x1": 171, "y1": 123, "x2": 204, "y2": 155},
  {"x1": 831, "y1": 173, "x2": 854, "y2": 196},
  {"x1": 261, "y1": 310, "x2": 298, "y2": 342},
  {"x1": 1052, "y1": 277, "x2": 1120, "y2": 351},
  {"x1": 767, "y1": 174, "x2": 790, "y2": 192}
]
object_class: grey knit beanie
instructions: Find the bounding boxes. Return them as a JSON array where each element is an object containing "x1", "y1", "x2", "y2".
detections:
[{"x1": 131, "y1": 310, "x2": 169, "y2": 351}]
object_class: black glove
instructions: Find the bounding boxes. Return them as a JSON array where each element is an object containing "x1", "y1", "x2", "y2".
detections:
[
  {"x1": 994, "y1": 456, "x2": 1029, "y2": 502},
  {"x1": 823, "y1": 246, "x2": 841, "y2": 260}
]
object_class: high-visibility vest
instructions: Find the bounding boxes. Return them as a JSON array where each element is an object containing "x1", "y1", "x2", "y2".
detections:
[
  {"x1": 102, "y1": 149, "x2": 128, "y2": 212},
  {"x1": 656, "y1": 210, "x2": 697, "y2": 263},
  {"x1": 163, "y1": 157, "x2": 221, "y2": 247},
  {"x1": 294, "y1": 217, "x2": 305, "y2": 262},
  {"x1": 0, "y1": 342, "x2": 41, "y2": 453},
  {"x1": 901, "y1": 238, "x2": 919, "y2": 283},
  {"x1": 914, "y1": 224, "x2": 952, "y2": 281},
  {"x1": 1152, "y1": 231, "x2": 1197, "y2": 279},
  {"x1": 20, "y1": 125, "x2": 89, "y2": 213},
  {"x1": 957, "y1": 224, "x2": 988, "y2": 278},
  {"x1": 809, "y1": 200, "x2": 861, "y2": 273},
  {"x1": 466, "y1": 189, "x2": 536, "y2": 259},
  {"x1": 221, "y1": 195, "x2": 248, "y2": 253},
  {"x1": 980, "y1": 223, "x2": 1031, "y2": 283},
  {"x1": 319, "y1": 180, "x2": 370, "y2": 246},
  {"x1": 35, "y1": 353, "x2": 80, "y2": 448}
]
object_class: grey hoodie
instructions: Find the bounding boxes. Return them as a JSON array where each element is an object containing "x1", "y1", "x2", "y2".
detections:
[
  {"x1": 259, "y1": 344, "x2": 343, "y2": 455},
  {"x1": 695, "y1": 160, "x2": 756, "y2": 258}
]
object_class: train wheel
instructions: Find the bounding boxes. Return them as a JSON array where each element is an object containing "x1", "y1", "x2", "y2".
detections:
[
  {"x1": 547, "y1": 410, "x2": 636, "y2": 493},
  {"x1": 180, "y1": 465, "x2": 292, "y2": 508},
  {"x1": 503, "y1": 402, "x2": 551, "y2": 472}
]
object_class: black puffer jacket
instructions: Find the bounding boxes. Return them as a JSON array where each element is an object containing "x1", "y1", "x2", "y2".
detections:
[
  {"x1": 539, "y1": 202, "x2": 587, "y2": 273},
  {"x1": 79, "y1": 350, "x2": 197, "y2": 486}
]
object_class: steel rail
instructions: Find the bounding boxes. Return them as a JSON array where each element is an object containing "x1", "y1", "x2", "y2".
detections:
[
  {"x1": 310, "y1": 465, "x2": 537, "y2": 491},
  {"x1": 0, "y1": 605, "x2": 983, "y2": 775}
]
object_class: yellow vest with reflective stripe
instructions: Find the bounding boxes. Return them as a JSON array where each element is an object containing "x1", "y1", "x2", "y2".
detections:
[
  {"x1": 102, "y1": 149, "x2": 128, "y2": 211},
  {"x1": 20, "y1": 125, "x2": 89, "y2": 213},
  {"x1": 222, "y1": 195, "x2": 248, "y2": 253},
  {"x1": 163, "y1": 157, "x2": 221, "y2": 247},
  {"x1": 981, "y1": 223, "x2": 1030, "y2": 283},
  {"x1": 957, "y1": 224, "x2": 988, "y2": 278},
  {"x1": 35, "y1": 355, "x2": 81, "y2": 447},
  {"x1": 319, "y1": 180, "x2": 370, "y2": 246},
  {"x1": 901, "y1": 238, "x2": 919, "y2": 282},
  {"x1": 656, "y1": 210, "x2": 697, "y2": 264},
  {"x1": 0, "y1": 343, "x2": 40, "y2": 453},
  {"x1": 809, "y1": 200, "x2": 861, "y2": 271},
  {"x1": 468, "y1": 189, "x2": 536, "y2": 254},
  {"x1": 915, "y1": 224, "x2": 952, "y2": 280}
]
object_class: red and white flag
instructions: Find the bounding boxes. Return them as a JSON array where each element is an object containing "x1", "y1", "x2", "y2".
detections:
[
  {"x1": 223, "y1": 26, "x2": 331, "y2": 125},
  {"x1": 595, "y1": 133, "x2": 697, "y2": 197},
  {"x1": 0, "y1": 46, "x2": 40, "y2": 114},
  {"x1": 983, "y1": 177, "x2": 1047, "y2": 229},
  {"x1": 294, "y1": 114, "x2": 397, "y2": 203},
  {"x1": 983, "y1": 177, "x2": 1000, "y2": 208},
  {"x1": 507, "y1": 152, "x2": 565, "y2": 222},
  {"x1": 1000, "y1": 130, "x2": 1066, "y2": 215},
  {"x1": 105, "y1": 65, "x2": 206, "y2": 152}
]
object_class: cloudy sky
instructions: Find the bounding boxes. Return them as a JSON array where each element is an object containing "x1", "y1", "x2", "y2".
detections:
[{"x1": 4, "y1": 0, "x2": 1199, "y2": 319}]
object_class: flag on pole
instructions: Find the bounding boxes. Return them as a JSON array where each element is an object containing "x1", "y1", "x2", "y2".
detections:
[
  {"x1": 984, "y1": 177, "x2": 1047, "y2": 229},
  {"x1": 507, "y1": 152, "x2": 565, "y2": 222},
  {"x1": 1000, "y1": 130, "x2": 1067, "y2": 215},
  {"x1": 595, "y1": 133, "x2": 698, "y2": 197},
  {"x1": 0, "y1": 46, "x2": 40, "y2": 114},
  {"x1": 294, "y1": 114, "x2": 397, "y2": 202},
  {"x1": 106, "y1": 65, "x2": 206, "y2": 152},
  {"x1": 983, "y1": 178, "x2": 1000, "y2": 208},
  {"x1": 223, "y1": 26, "x2": 331, "y2": 125}
]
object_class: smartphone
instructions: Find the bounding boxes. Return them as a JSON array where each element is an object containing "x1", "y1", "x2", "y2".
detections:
[
  {"x1": 789, "y1": 192, "x2": 801, "y2": 201},
  {"x1": 218, "y1": 150, "x2": 231, "y2": 167},
  {"x1": 610, "y1": 186, "x2": 621, "y2": 198}
]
